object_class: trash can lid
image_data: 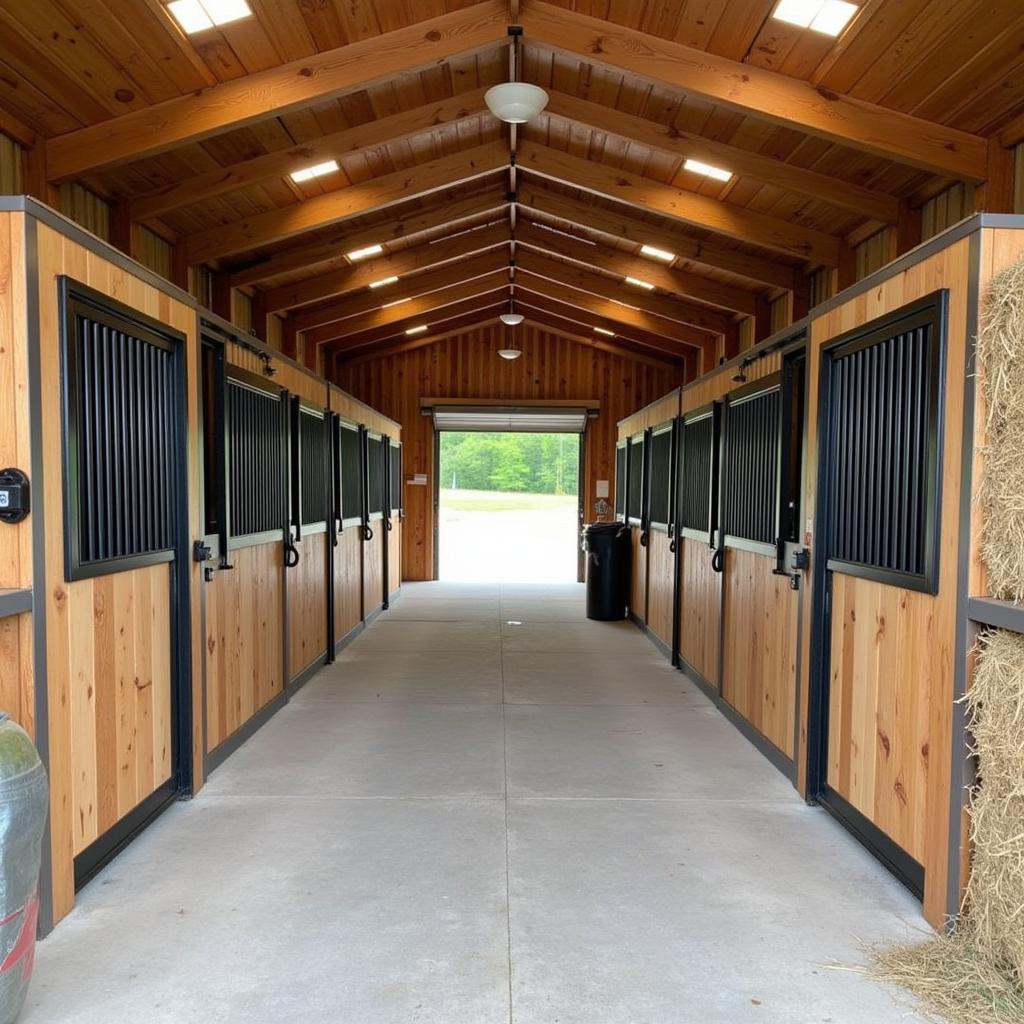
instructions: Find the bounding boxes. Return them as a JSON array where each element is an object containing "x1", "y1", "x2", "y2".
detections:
[{"x1": 583, "y1": 521, "x2": 627, "y2": 535}]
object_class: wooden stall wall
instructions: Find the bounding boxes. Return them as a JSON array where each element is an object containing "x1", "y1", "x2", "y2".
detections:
[
  {"x1": 801, "y1": 237, "x2": 971, "y2": 927},
  {"x1": 31, "y1": 220, "x2": 203, "y2": 925},
  {"x1": 618, "y1": 390, "x2": 681, "y2": 639},
  {"x1": 336, "y1": 325, "x2": 680, "y2": 582}
]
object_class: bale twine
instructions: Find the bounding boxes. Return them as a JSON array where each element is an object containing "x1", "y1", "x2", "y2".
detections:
[
  {"x1": 978, "y1": 257, "x2": 1024, "y2": 602},
  {"x1": 872, "y1": 630, "x2": 1024, "y2": 1024}
]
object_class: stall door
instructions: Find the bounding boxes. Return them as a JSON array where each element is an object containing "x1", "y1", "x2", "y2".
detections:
[
  {"x1": 719, "y1": 376, "x2": 799, "y2": 765},
  {"x1": 812, "y1": 292, "x2": 947, "y2": 896},
  {"x1": 60, "y1": 282, "x2": 190, "y2": 887},
  {"x1": 362, "y1": 429, "x2": 386, "y2": 617},
  {"x1": 333, "y1": 419, "x2": 364, "y2": 644},
  {"x1": 626, "y1": 433, "x2": 649, "y2": 622},
  {"x1": 675, "y1": 405, "x2": 721, "y2": 688},
  {"x1": 202, "y1": 360, "x2": 287, "y2": 764},
  {"x1": 646, "y1": 422, "x2": 677, "y2": 650},
  {"x1": 386, "y1": 439, "x2": 403, "y2": 602}
]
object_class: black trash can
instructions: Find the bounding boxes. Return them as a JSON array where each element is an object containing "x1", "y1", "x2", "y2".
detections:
[{"x1": 583, "y1": 522, "x2": 631, "y2": 620}]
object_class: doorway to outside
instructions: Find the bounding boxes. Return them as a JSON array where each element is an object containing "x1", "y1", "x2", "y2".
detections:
[{"x1": 436, "y1": 427, "x2": 582, "y2": 583}]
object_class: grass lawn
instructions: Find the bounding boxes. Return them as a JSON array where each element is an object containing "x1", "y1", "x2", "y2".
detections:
[{"x1": 440, "y1": 488, "x2": 578, "y2": 512}]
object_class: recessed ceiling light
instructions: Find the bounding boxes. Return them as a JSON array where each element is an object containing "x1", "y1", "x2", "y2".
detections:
[
  {"x1": 594, "y1": 326, "x2": 615, "y2": 337},
  {"x1": 625, "y1": 277, "x2": 655, "y2": 291},
  {"x1": 369, "y1": 276, "x2": 399, "y2": 289},
  {"x1": 640, "y1": 244, "x2": 676, "y2": 263},
  {"x1": 683, "y1": 158, "x2": 732, "y2": 182},
  {"x1": 290, "y1": 159, "x2": 339, "y2": 184},
  {"x1": 167, "y1": 0, "x2": 251, "y2": 33},
  {"x1": 405, "y1": 325, "x2": 428, "y2": 336},
  {"x1": 347, "y1": 244, "x2": 383, "y2": 262},
  {"x1": 772, "y1": 0, "x2": 857, "y2": 35},
  {"x1": 382, "y1": 298, "x2": 410, "y2": 309}
]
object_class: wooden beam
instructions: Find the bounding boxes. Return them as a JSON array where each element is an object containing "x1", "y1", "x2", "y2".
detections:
[
  {"x1": 514, "y1": 220, "x2": 758, "y2": 315},
  {"x1": 129, "y1": 88, "x2": 491, "y2": 221},
  {"x1": 45, "y1": 1, "x2": 508, "y2": 182},
  {"x1": 973, "y1": 138, "x2": 1016, "y2": 214},
  {"x1": 185, "y1": 142, "x2": 508, "y2": 264},
  {"x1": 0, "y1": 104, "x2": 36, "y2": 148},
  {"x1": 295, "y1": 254, "x2": 508, "y2": 333},
  {"x1": 514, "y1": 272, "x2": 715, "y2": 370},
  {"x1": 264, "y1": 222, "x2": 510, "y2": 313},
  {"x1": 519, "y1": 0, "x2": 987, "y2": 181},
  {"x1": 543, "y1": 91, "x2": 900, "y2": 224},
  {"x1": 516, "y1": 184, "x2": 798, "y2": 291},
  {"x1": 515, "y1": 249, "x2": 733, "y2": 337},
  {"x1": 313, "y1": 279, "x2": 509, "y2": 348},
  {"x1": 516, "y1": 141, "x2": 839, "y2": 265},
  {"x1": 228, "y1": 192, "x2": 506, "y2": 288}
]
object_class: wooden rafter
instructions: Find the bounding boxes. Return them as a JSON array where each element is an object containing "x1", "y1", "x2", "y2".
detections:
[
  {"x1": 515, "y1": 249, "x2": 735, "y2": 338},
  {"x1": 264, "y1": 222, "x2": 510, "y2": 313},
  {"x1": 518, "y1": 0, "x2": 987, "y2": 181},
  {"x1": 129, "y1": 89, "x2": 492, "y2": 221},
  {"x1": 516, "y1": 185, "x2": 799, "y2": 291},
  {"x1": 516, "y1": 141, "x2": 840, "y2": 265},
  {"x1": 294, "y1": 254, "x2": 508, "y2": 333},
  {"x1": 44, "y1": 1, "x2": 509, "y2": 182},
  {"x1": 227, "y1": 192, "x2": 507, "y2": 288},
  {"x1": 541, "y1": 91, "x2": 900, "y2": 224},
  {"x1": 310, "y1": 277, "x2": 509, "y2": 348},
  {"x1": 513, "y1": 220, "x2": 758, "y2": 315},
  {"x1": 184, "y1": 142, "x2": 508, "y2": 264}
]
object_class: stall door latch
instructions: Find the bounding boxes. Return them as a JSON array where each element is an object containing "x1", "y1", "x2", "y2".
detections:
[{"x1": 0, "y1": 468, "x2": 29, "y2": 525}]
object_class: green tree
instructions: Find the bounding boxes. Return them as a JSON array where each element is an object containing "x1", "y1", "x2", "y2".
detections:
[{"x1": 439, "y1": 431, "x2": 580, "y2": 495}]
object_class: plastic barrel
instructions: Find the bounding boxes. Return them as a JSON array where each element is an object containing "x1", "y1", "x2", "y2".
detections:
[
  {"x1": 0, "y1": 715, "x2": 48, "y2": 1024},
  {"x1": 583, "y1": 522, "x2": 631, "y2": 620}
]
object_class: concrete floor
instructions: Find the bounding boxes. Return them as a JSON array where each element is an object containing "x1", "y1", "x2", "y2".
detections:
[{"x1": 23, "y1": 582, "x2": 932, "y2": 1024}]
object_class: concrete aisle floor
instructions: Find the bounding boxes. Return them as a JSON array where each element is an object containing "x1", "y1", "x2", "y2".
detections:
[{"x1": 23, "y1": 582, "x2": 931, "y2": 1024}]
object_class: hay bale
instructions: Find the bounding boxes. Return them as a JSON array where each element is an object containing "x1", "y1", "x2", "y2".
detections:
[
  {"x1": 978, "y1": 258, "x2": 1024, "y2": 602},
  {"x1": 871, "y1": 630, "x2": 1024, "y2": 1023}
]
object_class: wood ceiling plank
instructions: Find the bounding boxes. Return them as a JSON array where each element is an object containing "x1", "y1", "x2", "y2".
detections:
[
  {"x1": 516, "y1": 140, "x2": 839, "y2": 265},
  {"x1": 264, "y1": 222, "x2": 510, "y2": 312},
  {"x1": 515, "y1": 249, "x2": 733, "y2": 337},
  {"x1": 296, "y1": 254, "x2": 507, "y2": 332},
  {"x1": 518, "y1": 0, "x2": 987, "y2": 181},
  {"x1": 44, "y1": 0, "x2": 509, "y2": 182},
  {"x1": 184, "y1": 142, "x2": 508, "y2": 263},
  {"x1": 514, "y1": 219, "x2": 757, "y2": 315},
  {"x1": 516, "y1": 183, "x2": 798, "y2": 290},
  {"x1": 129, "y1": 88, "x2": 491, "y2": 220},
  {"x1": 228, "y1": 191, "x2": 507, "y2": 286},
  {"x1": 542, "y1": 92, "x2": 898, "y2": 223}
]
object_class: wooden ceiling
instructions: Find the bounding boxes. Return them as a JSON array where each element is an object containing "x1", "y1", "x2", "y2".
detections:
[{"x1": 2, "y1": 0, "x2": 1022, "y2": 374}]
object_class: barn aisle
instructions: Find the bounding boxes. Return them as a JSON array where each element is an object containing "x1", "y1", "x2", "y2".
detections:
[{"x1": 23, "y1": 583, "x2": 928, "y2": 1024}]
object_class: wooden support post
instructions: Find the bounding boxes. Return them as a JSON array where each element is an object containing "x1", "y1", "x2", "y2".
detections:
[
  {"x1": 303, "y1": 336, "x2": 319, "y2": 373},
  {"x1": 170, "y1": 244, "x2": 190, "y2": 292},
  {"x1": 211, "y1": 272, "x2": 232, "y2": 322},
  {"x1": 974, "y1": 138, "x2": 1016, "y2": 213},
  {"x1": 791, "y1": 279, "x2": 810, "y2": 321},
  {"x1": 250, "y1": 291, "x2": 268, "y2": 343},
  {"x1": 108, "y1": 201, "x2": 134, "y2": 258},
  {"x1": 282, "y1": 317, "x2": 298, "y2": 360},
  {"x1": 753, "y1": 296, "x2": 772, "y2": 343},
  {"x1": 895, "y1": 201, "x2": 922, "y2": 256},
  {"x1": 836, "y1": 241, "x2": 857, "y2": 293},
  {"x1": 22, "y1": 144, "x2": 58, "y2": 207}
]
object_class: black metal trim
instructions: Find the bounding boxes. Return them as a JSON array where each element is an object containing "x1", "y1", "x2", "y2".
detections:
[
  {"x1": 288, "y1": 653, "x2": 326, "y2": 694},
  {"x1": 967, "y1": 596, "x2": 1024, "y2": 633},
  {"x1": 0, "y1": 588, "x2": 33, "y2": 618},
  {"x1": 334, "y1": 620, "x2": 366, "y2": 655},
  {"x1": 819, "y1": 786, "x2": 926, "y2": 899},
  {"x1": 722, "y1": 536, "x2": 777, "y2": 557},
  {"x1": 74, "y1": 780, "x2": 178, "y2": 892},
  {"x1": 204, "y1": 688, "x2": 289, "y2": 777}
]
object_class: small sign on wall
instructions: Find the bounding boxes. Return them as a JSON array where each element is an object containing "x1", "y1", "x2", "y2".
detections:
[
  {"x1": 408, "y1": 474, "x2": 428, "y2": 486},
  {"x1": 595, "y1": 480, "x2": 609, "y2": 498}
]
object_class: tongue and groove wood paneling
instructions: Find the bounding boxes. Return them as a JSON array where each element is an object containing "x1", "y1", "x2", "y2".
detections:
[{"x1": 677, "y1": 536, "x2": 721, "y2": 688}]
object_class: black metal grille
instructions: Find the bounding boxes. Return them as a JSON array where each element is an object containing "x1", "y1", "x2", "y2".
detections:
[
  {"x1": 227, "y1": 379, "x2": 286, "y2": 539},
  {"x1": 627, "y1": 437, "x2": 644, "y2": 521},
  {"x1": 389, "y1": 442, "x2": 402, "y2": 514},
  {"x1": 299, "y1": 409, "x2": 328, "y2": 526},
  {"x1": 366, "y1": 434, "x2": 384, "y2": 517},
  {"x1": 722, "y1": 388, "x2": 780, "y2": 545},
  {"x1": 827, "y1": 319, "x2": 940, "y2": 581},
  {"x1": 649, "y1": 427, "x2": 673, "y2": 527},
  {"x1": 339, "y1": 424, "x2": 361, "y2": 523},
  {"x1": 679, "y1": 414, "x2": 714, "y2": 532},
  {"x1": 63, "y1": 294, "x2": 180, "y2": 578},
  {"x1": 614, "y1": 443, "x2": 626, "y2": 518}
]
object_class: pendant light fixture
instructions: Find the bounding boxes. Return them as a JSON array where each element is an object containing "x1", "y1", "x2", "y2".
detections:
[
  {"x1": 500, "y1": 294, "x2": 524, "y2": 327},
  {"x1": 485, "y1": 82, "x2": 549, "y2": 124}
]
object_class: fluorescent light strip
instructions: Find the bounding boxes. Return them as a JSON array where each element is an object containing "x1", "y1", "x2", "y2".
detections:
[
  {"x1": 167, "y1": 0, "x2": 251, "y2": 33},
  {"x1": 347, "y1": 244, "x2": 383, "y2": 262},
  {"x1": 369, "y1": 276, "x2": 399, "y2": 289},
  {"x1": 405, "y1": 325, "x2": 428, "y2": 336},
  {"x1": 640, "y1": 244, "x2": 676, "y2": 263},
  {"x1": 382, "y1": 298, "x2": 410, "y2": 309},
  {"x1": 625, "y1": 277, "x2": 655, "y2": 291},
  {"x1": 772, "y1": 0, "x2": 857, "y2": 35},
  {"x1": 594, "y1": 326, "x2": 615, "y2": 337},
  {"x1": 290, "y1": 159, "x2": 339, "y2": 183},
  {"x1": 683, "y1": 158, "x2": 732, "y2": 182}
]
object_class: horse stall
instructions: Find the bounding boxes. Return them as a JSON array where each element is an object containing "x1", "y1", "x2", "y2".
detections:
[
  {"x1": 0, "y1": 197, "x2": 400, "y2": 934},
  {"x1": 618, "y1": 213, "x2": 1024, "y2": 930}
]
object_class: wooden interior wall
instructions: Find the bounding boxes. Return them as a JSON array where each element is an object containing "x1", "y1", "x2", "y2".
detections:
[
  {"x1": 337, "y1": 326, "x2": 680, "y2": 582},
  {"x1": 0, "y1": 614, "x2": 32, "y2": 736},
  {"x1": 388, "y1": 521, "x2": 401, "y2": 598},
  {"x1": 801, "y1": 235, "x2": 972, "y2": 927},
  {"x1": 334, "y1": 527, "x2": 363, "y2": 642},
  {"x1": 288, "y1": 533, "x2": 329, "y2": 677},
  {"x1": 32, "y1": 220, "x2": 202, "y2": 923},
  {"x1": 362, "y1": 533, "x2": 384, "y2": 615},
  {"x1": 677, "y1": 536, "x2": 720, "y2": 687},
  {"x1": 646, "y1": 531, "x2": 673, "y2": 648}
]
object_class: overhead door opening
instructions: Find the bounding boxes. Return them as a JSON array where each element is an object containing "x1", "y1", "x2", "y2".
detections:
[{"x1": 430, "y1": 405, "x2": 587, "y2": 583}]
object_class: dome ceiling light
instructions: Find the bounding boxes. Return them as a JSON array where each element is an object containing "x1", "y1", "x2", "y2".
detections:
[{"x1": 485, "y1": 82, "x2": 549, "y2": 124}]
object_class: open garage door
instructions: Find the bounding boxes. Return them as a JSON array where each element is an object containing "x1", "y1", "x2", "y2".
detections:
[{"x1": 430, "y1": 405, "x2": 590, "y2": 433}]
